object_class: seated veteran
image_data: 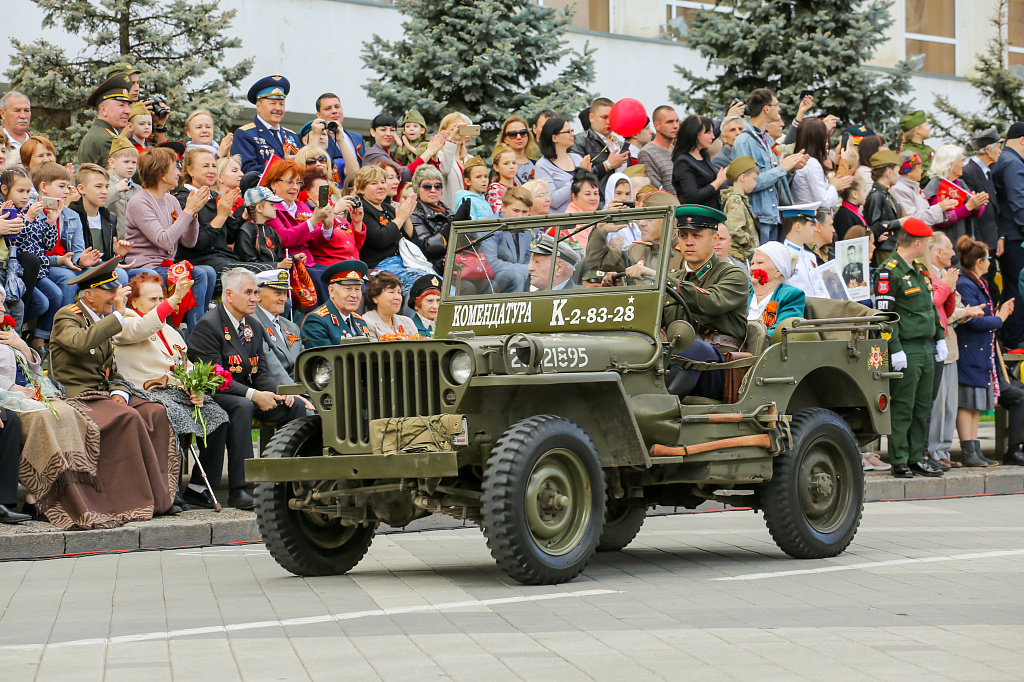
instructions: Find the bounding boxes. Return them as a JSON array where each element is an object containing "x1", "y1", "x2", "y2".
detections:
[
  {"x1": 254, "y1": 269, "x2": 303, "y2": 386},
  {"x1": 663, "y1": 205, "x2": 750, "y2": 401},
  {"x1": 527, "y1": 234, "x2": 582, "y2": 290},
  {"x1": 783, "y1": 202, "x2": 829, "y2": 298},
  {"x1": 586, "y1": 186, "x2": 682, "y2": 275},
  {"x1": 747, "y1": 241, "x2": 806, "y2": 335},
  {"x1": 362, "y1": 272, "x2": 419, "y2": 341},
  {"x1": 49, "y1": 257, "x2": 181, "y2": 518},
  {"x1": 186, "y1": 268, "x2": 309, "y2": 511},
  {"x1": 409, "y1": 273, "x2": 441, "y2": 338},
  {"x1": 302, "y1": 260, "x2": 371, "y2": 347}
]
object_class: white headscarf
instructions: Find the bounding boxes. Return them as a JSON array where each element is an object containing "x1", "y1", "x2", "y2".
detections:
[
  {"x1": 602, "y1": 172, "x2": 632, "y2": 204},
  {"x1": 755, "y1": 241, "x2": 792, "y2": 281}
]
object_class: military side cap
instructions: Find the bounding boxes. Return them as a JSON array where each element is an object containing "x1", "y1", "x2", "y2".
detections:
[
  {"x1": 780, "y1": 201, "x2": 821, "y2": 219},
  {"x1": 402, "y1": 109, "x2": 427, "y2": 128},
  {"x1": 323, "y1": 260, "x2": 368, "y2": 285},
  {"x1": 726, "y1": 155, "x2": 758, "y2": 182},
  {"x1": 899, "y1": 110, "x2": 927, "y2": 132},
  {"x1": 68, "y1": 256, "x2": 122, "y2": 290},
  {"x1": 244, "y1": 186, "x2": 284, "y2": 207},
  {"x1": 257, "y1": 269, "x2": 291, "y2": 290},
  {"x1": 157, "y1": 140, "x2": 186, "y2": 158},
  {"x1": 870, "y1": 149, "x2": 901, "y2": 168},
  {"x1": 640, "y1": 189, "x2": 680, "y2": 208},
  {"x1": 674, "y1": 204, "x2": 725, "y2": 229},
  {"x1": 87, "y1": 74, "x2": 133, "y2": 108},
  {"x1": 247, "y1": 75, "x2": 290, "y2": 104},
  {"x1": 109, "y1": 136, "x2": 136, "y2": 157},
  {"x1": 903, "y1": 217, "x2": 932, "y2": 238},
  {"x1": 623, "y1": 164, "x2": 647, "y2": 178},
  {"x1": 409, "y1": 273, "x2": 442, "y2": 304},
  {"x1": 129, "y1": 101, "x2": 150, "y2": 119},
  {"x1": 972, "y1": 126, "x2": 1000, "y2": 151},
  {"x1": 104, "y1": 62, "x2": 141, "y2": 78},
  {"x1": 464, "y1": 156, "x2": 486, "y2": 170},
  {"x1": 528, "y1": 234, "x2": 581, "y2": 265}
]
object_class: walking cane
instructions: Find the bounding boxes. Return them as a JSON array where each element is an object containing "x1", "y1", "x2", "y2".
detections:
[{"x1": 188, "y1": 442, "x2": 222, "y2": 512}]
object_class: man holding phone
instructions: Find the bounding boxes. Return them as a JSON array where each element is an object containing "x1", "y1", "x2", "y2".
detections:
[{"x1": 570, "y1": 97, "x2": 633, "y2": 203}]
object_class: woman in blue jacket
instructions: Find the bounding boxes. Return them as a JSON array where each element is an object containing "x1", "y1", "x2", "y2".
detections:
[
  {"x1": 955, "y1": 235, "x2": 1014, "y2": 466},
  {"x1": 746, "y1": 241, "x2": 805, "y2": 335}
]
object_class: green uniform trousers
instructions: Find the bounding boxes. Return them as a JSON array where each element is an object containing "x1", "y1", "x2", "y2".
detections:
[{"x1": 888, "y1": 339, "x2": 935, "y2": 465}]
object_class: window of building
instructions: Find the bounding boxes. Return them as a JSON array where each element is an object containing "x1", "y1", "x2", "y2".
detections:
[
  {"x1": 664, "y1": 0, "x2": 726, "y2": 38},
  {"x1": 905, "y1": 0, "x2": 957, "y2": 76},
  {"x1": 1009, "y1": 0, "x2": 1024, "y2": 69},
  {"x1": 537, "y1": 0, "x2": 610, "y2": 33}
]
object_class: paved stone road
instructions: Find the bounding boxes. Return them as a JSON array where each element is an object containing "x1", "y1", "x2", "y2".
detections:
[{"x1": 1, "y1": 495, "x2": 1022, "y2": 681}]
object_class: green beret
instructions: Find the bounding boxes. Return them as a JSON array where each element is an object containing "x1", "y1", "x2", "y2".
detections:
[
  {"x1": 899, "y1": 110, "x2": 926, "y2": 132},
  {"x1": 870, "y1": 150, "x2": 901, "y2": 169},
  {"x1": 675, "y1": 204, "x2": 726, "y2": 230},
  {"x1": 726, "y1": 155, "x2": 758, "y2": 182}
]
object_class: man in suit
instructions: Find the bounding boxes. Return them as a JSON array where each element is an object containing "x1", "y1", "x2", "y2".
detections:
[
  {"x1": 254, "y1": 269, "x2": 303, "y2": 387},
  {"x1": 315, "y1": 92, "x2": 364, "y2": 179},
  {"x1": 302, "y1": 261, "x2": 371, "y2": 348},
  {"x1": 185, "y1": 268, "x2": 307, "y2": 510},
  {"x1": 527, "y1": 234, "x2": 582, "y2": 290},
  {"x1": 962, "y1": 126, "x2": 1001, "y2": 293},
  {"x1": 569, "y1": 97, "x2": 632, "y2": 204},
  {"x1": 231, "y1": 75, "x2": 302, "y2": 173}
]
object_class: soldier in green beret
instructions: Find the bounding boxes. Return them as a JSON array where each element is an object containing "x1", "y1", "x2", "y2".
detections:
[
  {"x1": 899, "y1": 110, "x2": 935, "y2": 185},
  {"x1": 77, "y1": 74, "x2": 134, "y2": 166}
]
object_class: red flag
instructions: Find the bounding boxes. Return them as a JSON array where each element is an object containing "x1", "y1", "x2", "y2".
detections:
[
  {"x1": 164, "y1": 260, "x2": 197, "y2": 327},
  {"x1": 937, "y1": 178, "x2": 970, "y2": 208},
  {"x1": 258, "y1": 154, "x2": 285, "y2": 187}
]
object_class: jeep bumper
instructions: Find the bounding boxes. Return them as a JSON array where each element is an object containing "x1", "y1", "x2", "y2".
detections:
[{"x1": 245, "y1": 451, "x2": 460, "y2": 482}]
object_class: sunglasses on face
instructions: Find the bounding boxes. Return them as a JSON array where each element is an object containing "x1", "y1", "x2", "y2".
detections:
[
  {"x1": 505, "y1": 129, "x2": 529, "y2": 138},
  {"x1": 175, "y1": 161, "x2": 182, "y2": 170},
  {"x1": 421, "y1": 182, "x2": 443, "y2": 190},
  {"x1": 305, "y1": 156, "x2": 328, "y2": 165}
]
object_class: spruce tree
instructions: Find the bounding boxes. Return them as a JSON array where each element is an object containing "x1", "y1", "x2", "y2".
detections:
[
  {"x1": 931, "y1": 0, "x2": 1024, "y2": 146},
  {"x1": 670, "y1": 0, "x2": 913, "y2": 134},
  {"x1": 361, "y1": 0, "x2": 595, "y2": 141},
  {"x1": 5, "y1": 0, "x2": 253, "y2": 159}
]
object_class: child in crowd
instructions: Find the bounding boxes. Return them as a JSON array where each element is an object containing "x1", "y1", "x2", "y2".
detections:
[
  {"x1": 105, "y1": 137, "x2": 140, "y2": 239},
  {"x1": 235, "y1": 186, "x2": 294, "y2": 269},
  {"x1": 720, "y1": 156, "x2": 760, "y2": 262},
  {"x1": 184, "y1": 109, "x2": 232, "y2": 158},
  {"x1": 124, "y1": 101, "x2": 153, "y2": 153},
  {"x1": 452, "y1": 157, "x2": 494, "y2": 221},
  {"x1": 394, "y1": 110, "x2": 428, "y2": 166},
  {"x1": 479, "y1": 186, "x2": 534, "y2": 293},
  {"x1": 486, "y1": 145, "x2": 519, "y2": 213}
]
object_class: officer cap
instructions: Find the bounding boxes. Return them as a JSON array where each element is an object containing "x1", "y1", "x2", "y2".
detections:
[
  {"x1": 257, "y1": 269, "x2": 291, "y2": 290},
  {"x1": 780, "y1": 201, "x2": 821, "y2": 219},
  {"x1": 409, "y1": 274, "x2": 442, "y2": 306},
  {"x1": 402, "y1": 109, "x2": 427, "y2": 128},
  {"x1": 899, "y1": 110, "x2": 927, "y2": 132},
  {"x1": 870, "y1": 149, "x2": 901, "y2": 169},
  {"x1": 323, "y1": 260, "x2": 368, "y2": 286},
  {"x1": 674, "y1": 204, "x2": 726, "y2": 230},
  {"x1": 68, "y1": 256, "x2": 122, "y2": 290},
  {"x1": 243, "y1": 186, "x2": 284, "y2": 208},
  {"x1": 109, "y1": 136, "x2": 137, "y2": 158},
  {"x1": 156, "y1": 140, "x2": 186, "y2": 159},
  {"x1": 726, "y1": 155, "x2": 758, "y2": 182},
  {"x1": 839, "y1": 124, "x2": 875, "y2": 146},
  {"x1": 247, "y1": 75, "x2": 290, "y2": 105},
  {"x1": 128, "y1": 101, "x2": 150, "y2": 120},
  {"x1": 902, "y1": 217, "x2": 932, "y2": 238},
  {"x1": 528, "y1": 234, "x2": 581, "y2": 265},
  {"x1": 86, "y1": 74, "x2": 133, "y2": 108},
  {"x1": 971, "y1": 126, "x2": 1001, "y2": 151},
  {"x1": 581, "y1": 269, "x2": 607, "y2": 284}
]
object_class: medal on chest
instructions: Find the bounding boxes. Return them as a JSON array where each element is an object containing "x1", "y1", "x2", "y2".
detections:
[
  {"x1": 223, "y1": 325, "x2": 231, "y2": 341},
  {"x1": 242, "y1": 325, "x2": 254, "y2": 342},
  {"x1": 228, "y1": 354, "x2": 242, "y2": 372}
]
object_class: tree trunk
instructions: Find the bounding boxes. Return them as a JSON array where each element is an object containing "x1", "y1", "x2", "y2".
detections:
[{"x1": 119, "y1": 1, "x2": 131, "y2": 56}]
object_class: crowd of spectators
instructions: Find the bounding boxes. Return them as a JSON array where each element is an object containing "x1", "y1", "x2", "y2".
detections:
[{"x1": 2, "y1": 65, "x2": 1024, "y2": 529}]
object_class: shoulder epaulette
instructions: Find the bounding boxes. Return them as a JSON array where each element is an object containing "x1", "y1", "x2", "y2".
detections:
[
  {"x1": 884, "y1": 260, "x2": 898, "y2": 268},
  {"x1": 68, "y1": 304, "x2": 82, "y2": 315},
  {"x1": 314, "y1": 306, "x2": 330, "y2": 317},
  {"x1": 239, "y1": 122, "x2": 255, "y2": 131},
  {"x1": 283, "y1": 127, "x2": 296, "y2": 134},
  {"x1": 351, "y1": 312, "x2": 364, "y2": 320},
  {"x1": 633, "y1": 240, "x2": 653, "y2": 246}
]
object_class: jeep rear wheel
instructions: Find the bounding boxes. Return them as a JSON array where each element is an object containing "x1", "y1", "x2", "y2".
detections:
[
  {"x1": 481, "y1": 415, "x2": 605, "y2": 585},
  {"x1": 761, "y1": 408, "x2": 864, "y2": 559},
  {"x1": 254, "y1": 415, "x2": 375, "y2": 576},
  {"x1": 597, "y1": 501, "x2": 646, "y2": 552}
]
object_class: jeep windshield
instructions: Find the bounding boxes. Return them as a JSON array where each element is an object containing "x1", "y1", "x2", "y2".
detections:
[{"x1": 436, "y1": 207, "x2": 676, "y2": 336}]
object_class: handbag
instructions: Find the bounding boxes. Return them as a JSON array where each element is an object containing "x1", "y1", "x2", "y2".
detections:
[
  {"x1": 289, "y1": 259, "x2": 318, "y2": 312},
  {"x1": 399, "y1": 238, "x2": 434, "y2": 272},
  {"x1": 454, "y1": 250, "x2": 494, "y2": 281}
]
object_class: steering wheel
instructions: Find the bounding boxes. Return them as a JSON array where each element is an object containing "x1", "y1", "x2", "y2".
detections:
[{"x1": 664, "y1": 280, "x2": 696, "y2": 327}]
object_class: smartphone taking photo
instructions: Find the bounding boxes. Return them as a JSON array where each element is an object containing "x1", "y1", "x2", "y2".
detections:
[{"x1": 318, "y1": 185, "x2": 330, "y2": 208}]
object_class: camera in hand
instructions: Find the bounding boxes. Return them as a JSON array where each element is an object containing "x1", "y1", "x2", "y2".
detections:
[
  {"x1": 348, "y1": 196, "x2": 362, "y2": 209},
  {"x1": 147, "y1": 94, "x2": 170, "y2": 119},
  {"x1": 326, "y1": 121, "x2": 339, "y2": 135}
]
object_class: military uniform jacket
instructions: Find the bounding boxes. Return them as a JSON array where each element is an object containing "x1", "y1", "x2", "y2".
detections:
[
  {"x1": 301, "y1": 299, "x2": 369, "y2": 349},
  {"x1": 873, "y1": 251, "x2": 943, "y2": 353},
  {"x1": 231, "y1": 117, "x2": 302, "y2": 174},
  {"x1": 77, "y1": 117, "x2": 121, "y2": 166},
  {"x1": 665, "y1": 254, "x2": 749, "y2": 341},
  {"x1": 253, "y1": 306, "x2": 303, "y2": 387},
  {"x1": 50, "y1": 303, "x2": 125, "y2": 398},
  {"x1": 186, "y1": 305, "x2": 276, "y2": 395}
]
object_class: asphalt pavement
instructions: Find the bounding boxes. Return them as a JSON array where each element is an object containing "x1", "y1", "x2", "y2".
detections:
[{"x1": 1, "y1": 494, "x2": 1022, "y2": 681}]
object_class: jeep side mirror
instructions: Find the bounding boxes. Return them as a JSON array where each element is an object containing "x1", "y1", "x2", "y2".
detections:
[{"x1": 666, "y1": 320, "x2": 695, "y2": 355}]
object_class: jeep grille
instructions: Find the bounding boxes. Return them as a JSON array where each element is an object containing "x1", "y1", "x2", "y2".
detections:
[{"x1": 335, "y1": 346, "x2": 444, "y2": 445}]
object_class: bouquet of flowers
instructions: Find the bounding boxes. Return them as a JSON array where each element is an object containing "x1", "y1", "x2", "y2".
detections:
[
  {"x1": 0, "y1": 314, "x2": 59, "y2": 418},
  {"x1": 378, "y1": 332, "x2": 423, "y2": 342},
  {"x1": 169, "y1": 354, "x2": 232, "y2": 445}
]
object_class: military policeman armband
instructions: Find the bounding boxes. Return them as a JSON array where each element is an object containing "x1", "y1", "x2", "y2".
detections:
[{"x1": 875, "y1": 295, "x2": 895, "y2": 312}]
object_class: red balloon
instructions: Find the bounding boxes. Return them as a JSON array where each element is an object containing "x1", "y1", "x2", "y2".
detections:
[{"x1": 608, "y1": 98, "x2": 648, "y2": 138}]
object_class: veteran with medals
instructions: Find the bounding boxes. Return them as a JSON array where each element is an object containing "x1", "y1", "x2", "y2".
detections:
[
  {"x1": 231, "y1": 75, "x2": 302, "y2": 173},
  {"x1": 254, "y1": 269, "x2": 304, "y2": 386},
  {"x1": 185, "y1": 268, "x2": 307, "y2": 510},
  {"x1": 302, "y1": 260, "x2": 371, "y2": 348},
  {"x1": 49, "y1": 257, "x2": 182, "y2": 519}
]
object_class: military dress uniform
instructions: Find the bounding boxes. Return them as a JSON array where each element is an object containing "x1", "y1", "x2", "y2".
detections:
[
  {"x1": 874, "y1": 221, "x2": 945, "y2": 477},
  {"x1": 254, "y1": 270, "x2": 304, "y2": 387},
  {"x1": 232, "y1": 75, "x2": 301, "y2": 173},
  {"x1": 77, "y1": 74, "x2": 134, "y2": 166},
  {"x1": 301, "y1": 261, "x2": 371, "y2": 348}
]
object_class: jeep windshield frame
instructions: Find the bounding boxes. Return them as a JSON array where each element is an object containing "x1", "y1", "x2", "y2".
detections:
[{"x1": 435, "y1": 206, "x2": 676, "y2": 338}]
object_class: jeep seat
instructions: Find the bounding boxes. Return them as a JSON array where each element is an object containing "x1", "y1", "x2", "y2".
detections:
[{"x1": 743, "y1": 320, "x2": 770, "y2": 356}]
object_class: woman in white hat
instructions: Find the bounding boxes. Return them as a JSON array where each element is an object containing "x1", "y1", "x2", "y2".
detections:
[{"x1": 747, "y1": 241, "x2": 805, "y2": 335}]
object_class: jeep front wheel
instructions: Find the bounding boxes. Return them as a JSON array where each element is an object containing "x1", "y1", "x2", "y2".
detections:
[
  {"x1": 254, "y1": 415, "x2": 376, "y2": 576},
  {"x1": 481, "y1": 415, "x2": 605, "y2": 585},
  {"x1": 761, "y1": 408, "x2": 864, "y2": 559}
]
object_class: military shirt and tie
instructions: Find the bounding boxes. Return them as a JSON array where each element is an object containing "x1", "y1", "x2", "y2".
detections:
[
  {"x1": 232, "y1": 116, "x2": 302, "y2": 174},
  {"x1": 301, "y1": 299, "x2": 370, "y2": 348},
  {"x1": 874, "y1": 251, "x2": 944, "y2": 466}
]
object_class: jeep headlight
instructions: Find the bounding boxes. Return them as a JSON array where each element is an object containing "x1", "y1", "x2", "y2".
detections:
[
  {"x1": 448, "y1": 351, "x2": 473, "y2": 385},
  {"x1": 311, "y1": 357, "x2": 331, "y2": 390}
]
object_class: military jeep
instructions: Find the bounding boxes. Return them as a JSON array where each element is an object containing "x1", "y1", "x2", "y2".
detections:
[{"x1": 246, "y1": 206, "x2": 897, "y2": 585}]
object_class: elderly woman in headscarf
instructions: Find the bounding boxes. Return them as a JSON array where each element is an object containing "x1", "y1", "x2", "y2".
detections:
[{"x1": 748, "y1": 241, "x2": 806, "y2": 335}]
